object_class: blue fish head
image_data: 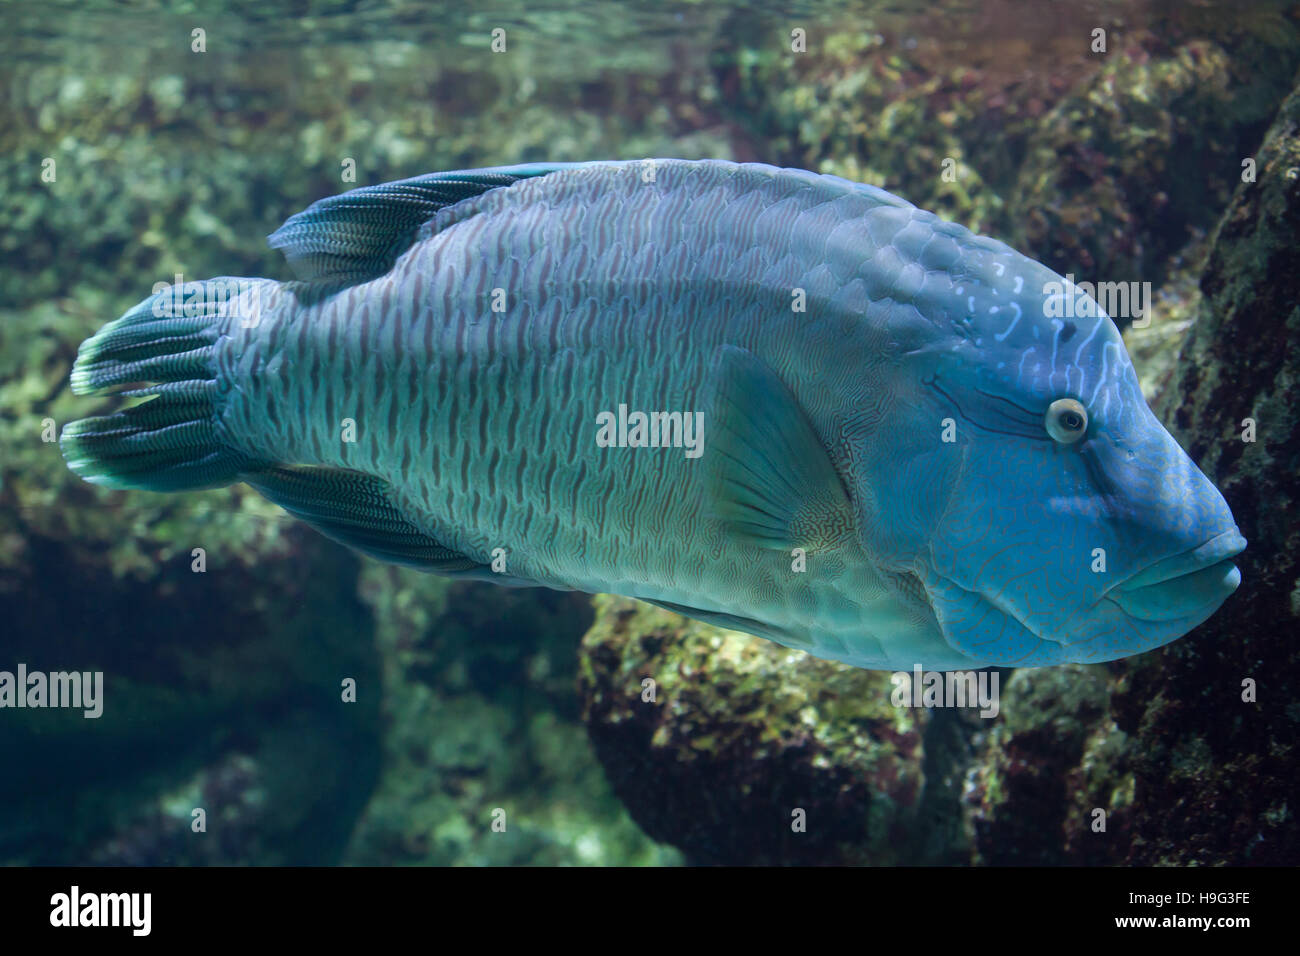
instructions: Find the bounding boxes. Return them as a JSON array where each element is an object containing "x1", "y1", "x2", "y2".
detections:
[{"x1": 865, "y1": 256, "x2": 1245, "y2": 666}]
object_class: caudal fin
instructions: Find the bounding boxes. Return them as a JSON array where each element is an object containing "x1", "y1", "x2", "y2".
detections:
[{"x1": 61, "y1": 278, "x2": 269, "y2": 491}]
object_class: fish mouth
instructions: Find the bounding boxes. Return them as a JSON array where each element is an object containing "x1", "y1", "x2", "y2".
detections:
[{"x1": 1107, "y1": 528, "x2": 1246, "y2": 622}]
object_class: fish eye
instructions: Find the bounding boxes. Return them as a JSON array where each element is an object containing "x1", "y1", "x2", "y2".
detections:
[{"x1": 1046, "y1": 398, "x2": 1088, "y2": 444}]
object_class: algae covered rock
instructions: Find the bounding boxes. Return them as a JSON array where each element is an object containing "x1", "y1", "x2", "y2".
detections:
[
  {"x1": 0, "y1": 512, "x2": 384, "y2": 865},
  {"x1": 0, "y1": 285, "x2": 385, "y2": 866},
  {"x1": 1108, "y1": 78, "x2": 1300, "y2": 866},
  {"x1": 577, "y1": 595, "x2": 974, "y2": 865},
  {"x1": 712, "y1": 19, "x2": 1299, "y2": 304},
  {"x1": 343, "y1": 577, "x2": 677, "y2": 867},
  {"x1": 966, "y1": 665, "x2": 1130, "y2": 866},
  {"x1": 1121, "y1": 240, "x2": 1207, "y2": 400},
  {"x1": 967, "y1": 75, "x2": 1300, "y2": 867},
  {"x1": 1006, "y1": 38, "x2": 1298, "y2": 291}
]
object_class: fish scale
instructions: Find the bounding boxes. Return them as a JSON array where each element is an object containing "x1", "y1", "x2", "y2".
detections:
[
  {"x1": 61, "y1": 159, "x2": 1244, "y2": 670},
  {"x1": 314, "y1": 163, "x2": 931, "y2": 654}
]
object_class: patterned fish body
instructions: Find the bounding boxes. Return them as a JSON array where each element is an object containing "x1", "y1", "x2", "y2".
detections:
[{"x1": 62, "y1": 160, "x2": 1244, "y2": 670}]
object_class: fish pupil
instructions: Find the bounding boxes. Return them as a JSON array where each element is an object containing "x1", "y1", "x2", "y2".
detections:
[{"x1": 1062, "y1": 411, "x2": 1083, "y2": 430}]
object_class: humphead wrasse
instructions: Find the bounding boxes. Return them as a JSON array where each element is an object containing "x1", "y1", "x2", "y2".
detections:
[{"x1": 61, "y1": 160, "x2": 1245, "y2": 669}]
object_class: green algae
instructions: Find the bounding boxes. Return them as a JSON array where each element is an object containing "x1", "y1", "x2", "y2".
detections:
[{"x1": 577, "y1": 595, "x2": 942, "y2": 864}]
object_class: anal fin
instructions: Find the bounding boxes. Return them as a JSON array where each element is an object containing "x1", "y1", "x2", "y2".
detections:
[
  {"x1": 244, "y1": 464, "x2": 485, "y2": 573},
  {"x1": 642, "y1": 598, "x2": 812, "y2": 649}
]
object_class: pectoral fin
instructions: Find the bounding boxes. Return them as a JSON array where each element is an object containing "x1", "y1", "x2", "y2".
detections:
[{"x1": 704, "y1": 345, "x2": 856, "y2": 553}]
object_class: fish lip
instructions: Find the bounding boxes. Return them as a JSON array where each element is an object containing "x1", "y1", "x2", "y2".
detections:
[
  {"x1": 1105, "y1": 557, "x2": 1242, "y2": 624},
  {"x1": 1110, "y1": 527, "x2": 1247, "y2": 595}
]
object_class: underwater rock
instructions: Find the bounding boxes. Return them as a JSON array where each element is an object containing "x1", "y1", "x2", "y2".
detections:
[
  {"x1": 0, "y1": 159, "x2": 388, "y2": 863},
  {"x1": 713, "y1": 20, "x2": 1298, "y2": 302},
  {"x1": 0, "y1": 44, "x2": 736, "y2": 313},
  {"x1": 712, "y1": 21, "x2": 1044, "y2": 232},
  {"x1": 965, "y1": 665, "x2": 1130, "y2": 866},
  {"x1": 86, "y1": 753, "x2": 271, "y2": 866},
  {"x1": 964, "y1": 76, "x2": 1300, "y2": 867},
  {"x1": 343, "y1": 578, "x2": 677, "y2": 867},
  {"x1": 1109, "y1": 78, "x2": 1300, "y2": 866},
  {"x1": 1121, "y1": 240, "x2": 1207, "y2": 401},
  {"x1": 0, "y1": 519, "x2": 382, "y2": 865},
  {"x1": 84, "y1": 711, "x2": 378, "y2": 866},
  {"x1": 1008, "y1": 38, "x2": 1300, "y2": 294},
  {"x1": 577, "y1": 595, "x2": 974, "y2": 865},
  {"x1": 0, "y1": 254, "x2": 385, "y2": 866}
]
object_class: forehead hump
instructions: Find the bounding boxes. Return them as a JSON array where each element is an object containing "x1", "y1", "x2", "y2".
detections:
[
  {"x1": 440, "y1": 159, "x2": 1133, "y2": 420},
  {"x1": 901, "y1": 223, "x2": 1133, "y2": 416}
]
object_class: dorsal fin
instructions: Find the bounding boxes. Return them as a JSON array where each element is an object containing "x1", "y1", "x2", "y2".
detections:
[{"x1": 267, "y1": 163, "x2": 582, "y2": 285}]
